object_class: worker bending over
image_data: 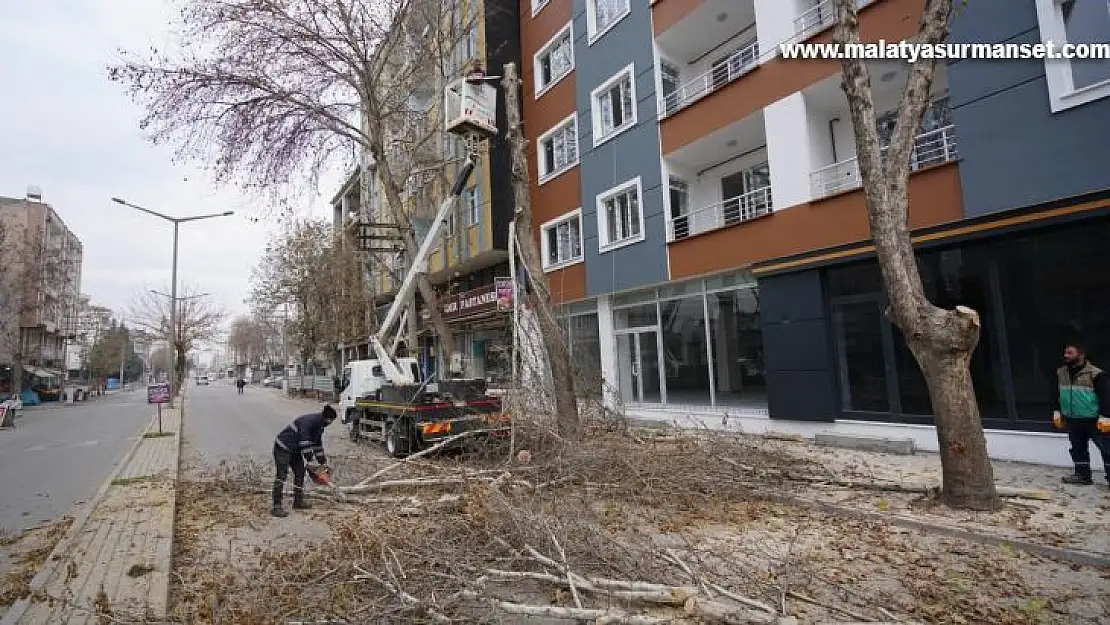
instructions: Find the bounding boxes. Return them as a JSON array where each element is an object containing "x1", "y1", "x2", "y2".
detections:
[{"x1": 272, "y1": 404, "x2": 336, "y2": 517}]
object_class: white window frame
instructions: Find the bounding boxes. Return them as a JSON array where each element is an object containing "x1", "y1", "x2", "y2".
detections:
[
  {"x1": 534, "y1": 21, "x2": 575, "y2": 98},
  {"x1": 591, "y1": 63, "x2": 637, "y2": 147},
  {"x1": 537, "y1": 113, "x2": 579, "y2": 184},
  {"x1": 532, "y1": 0, "x2": 551, "y2": 17},
  {"x1": 541, "y1": 209, "x2": 585, "y2": 271},
  {"x1": 1034, "y1": 0, "x2": 1110, "y2": 112},
  {"x1": 586, "y1": 0, "x2": 631, "y2": 45},
  {"x1": 596, "y1": 176, "x2": 645, "y2": 253}
]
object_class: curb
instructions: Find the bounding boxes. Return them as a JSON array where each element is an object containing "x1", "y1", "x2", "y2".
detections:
[
  {"x1": 156, "y1": 399, "x2": 185, "y2": 617},
  {"x1": 0, "y1": 411, "x2": 158, "y2": 625}
]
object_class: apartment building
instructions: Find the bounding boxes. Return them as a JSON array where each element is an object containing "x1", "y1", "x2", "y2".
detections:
[
  {"x1": 336, "y1": 0, "x2": 521, "y2": 385},
  {"x1": 0, "y1": 192, "x2": 83, "y2": 386},
  {"x1": 520, "y1": 0, "x2": 1110, "y2": 466},
  {"x1": 63, "y1": 295, "x2": 115, "y2": 376}
]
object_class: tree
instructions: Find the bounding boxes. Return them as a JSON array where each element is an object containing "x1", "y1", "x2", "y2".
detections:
[
  {"x1": 128, "y1": 285, "x2": 226, "y2": 390},
  {"x1": 149, "y1": 346, "x2": 173, "y2": 379},
  {"x1": 86, "y1": 323, "x2": 143, "y2": 382},
  {"x1": 833, "y1": 0, "x2": 998, "y2": 509},
  {"x1": 109, "y1": 0, "x2": 488, "y2": 367},
  {"x1": 502, "y1": 63, "x2": 580, "y2": 438},
  {"x1": 228, "y1": 315, "x2": 267, "y2": 367},
  {"x1": 248, "y1": 220, "x2": 366, "y2": 369},
  {"x1": 0, "y1": 219, "x2": 24, "y2": 398}
]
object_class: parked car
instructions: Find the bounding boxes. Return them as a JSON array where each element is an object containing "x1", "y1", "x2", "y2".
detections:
[
  {"x1": 195, "y1": 375, "x2": 209, "y2": 386},
  {"x1": 264, "y1": 376, "x2": 284, "y2": 388}
]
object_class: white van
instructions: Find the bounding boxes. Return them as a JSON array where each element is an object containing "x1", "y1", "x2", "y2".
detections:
[{"x1": 336, "y1": 358, "x2": 423, "y2": 423}]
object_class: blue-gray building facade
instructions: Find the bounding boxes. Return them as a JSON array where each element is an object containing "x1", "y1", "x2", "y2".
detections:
[{"x1": 572, "y1": 0, "x2": 669, "y2": 297}]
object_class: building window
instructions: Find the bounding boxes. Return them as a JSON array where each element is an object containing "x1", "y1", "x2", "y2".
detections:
[
  {"x1": 531, "y1": 0, "x2": 550, "y2": 16},
  {"x1": 541, "y1": 209, "x2": 583, "y2": 270},
  {"x1": 538, "y1": 114, "x2": 579, "y2": 182},
  {"x1": 1034, "y1": 0, "x2": 1110, "y2": 112},
  {"x1": 597, "y1": 177, "x2": 644, "y2": 251},
  {"x1": 464, "y1": 185, "x2": 480, "y2": 227},
  {"x1": 587, "y1": 0, "x2": 631, "y2": 43},
  {"x1": 591, "y1": 64, "x2": 636, "y2": 146},
  {"x1": 535, "y1": 22, "x2": 574, "y2": 96}
]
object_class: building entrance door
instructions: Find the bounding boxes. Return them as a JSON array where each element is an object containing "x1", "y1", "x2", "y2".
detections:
[{"x1": 616, "y1": 328, "x2": 662, "y2": 404}]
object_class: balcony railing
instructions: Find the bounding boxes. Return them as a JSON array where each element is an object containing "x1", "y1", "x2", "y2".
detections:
[
  {"x1": 661, "y1": 39, "x2": 760, "y2": 117},
  {"x1": 809, "y1": 124, "x2": 959, "y2": 200},
  {"x1": 668, "y1": 185, "x2": 773, "y2": 242},
  {"x1": 794, "y1": 0, "x2": 873, "y2": 39}
]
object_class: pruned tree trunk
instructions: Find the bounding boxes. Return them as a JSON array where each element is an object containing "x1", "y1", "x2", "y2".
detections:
[
  {"x1": 501, "y1": 62, "x2": 581, "y2": 439},
  {"x1": 833, "y1": 0, "x2": 998, "y2": 509}
]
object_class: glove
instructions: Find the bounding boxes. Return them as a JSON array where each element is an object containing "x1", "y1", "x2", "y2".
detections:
[
  {"x1": 1052, "y1": 411, "x2": 1064, "y2": 429},
  {"x1": 1098, "y1": 417, "x2": 1110, "y2": 434}
]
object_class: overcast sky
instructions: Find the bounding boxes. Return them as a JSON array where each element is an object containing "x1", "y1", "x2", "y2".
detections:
[{"x1": 0, "y1": 1, "x2": 336, "y2": 335}]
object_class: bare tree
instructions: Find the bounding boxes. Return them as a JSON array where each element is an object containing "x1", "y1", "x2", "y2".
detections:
[
  {"x1": 0, "y1": 219, "x2": 24, "y2": 398},
  {"x1": 228, "y1": 314, "x2": 267, "y2": 367},
  {"x1": 833, "y1": 0, "x2": 998, "y2": 509},
  {"x1": 128, "y1": 285, "x2": 226, "y2": 390},
  {"x1": 110, "y1": 0, "x2": 493, "y2": 366},
  {"x1": 249, "y1": 220, "x2": 367, "y2": 370}
]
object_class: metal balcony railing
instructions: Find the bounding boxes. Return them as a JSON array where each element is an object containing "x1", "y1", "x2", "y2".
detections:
[
  {"x1": 661, "y1": 40, "x2": 760, "y2": 117},
  {"x1": 668, "y1": 185, "x2": 773, "y2": 242},
  {"x1": 794, "y1": 0, "x2": 873, "y2": 39},
  {"x1": 809, "y1": 124, "x2": 959, "y2": 200}
]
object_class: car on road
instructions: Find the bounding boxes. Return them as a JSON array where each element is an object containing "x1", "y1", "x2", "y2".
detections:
[
  {"x1": 262, "y1": 376, "x2": 284, "y2": 388},
  {"x1": 195, "y1": 375, "x2": 209, "y2": 386}
]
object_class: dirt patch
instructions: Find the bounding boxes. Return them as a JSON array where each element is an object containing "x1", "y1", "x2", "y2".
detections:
[
  {"x1": 166, "y1": 416, "x2": 1110, "y2": 624},
  {"x1": 0, "y1": 518, "x2": 72, "y2": 607}
]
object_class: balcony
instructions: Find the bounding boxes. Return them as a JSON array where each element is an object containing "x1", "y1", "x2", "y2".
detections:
[
  {"x1": 661, "y1": 40, "x2": 760, "y2": 117},
  {"x1": 802, "y1": 64, "x2": 954, "y2": 202},
  {"x1": 810, "y1": 125, "x2": 959, "y2": 199},
  {"x1": 669, "y1": 186, "x2": 772, "y2": 241},
  {"x1": 664, "y1": 109, "x2": 772, "y2": 242},
  {"x1": 656, "y1": 0, "x2": 759, "y2": 117},
  {"x1": 793, "y1": 0, "x2": 876, "y2": 41}
]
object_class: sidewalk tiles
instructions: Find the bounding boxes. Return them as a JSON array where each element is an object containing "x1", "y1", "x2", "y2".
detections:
[{"x1": 9, "y1": 407, "x2": 181, "y2": 624}]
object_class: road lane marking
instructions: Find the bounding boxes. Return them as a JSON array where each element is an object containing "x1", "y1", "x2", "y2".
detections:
[{"x1": 25, "y1": 440, "x2": 100, "y2": 452}]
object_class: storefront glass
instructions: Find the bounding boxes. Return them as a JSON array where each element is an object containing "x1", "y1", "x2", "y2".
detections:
[
  {"x1": 661, "y1": 297, "x2": 711, "y2": 405},
  {"x1": 708, "y1": 288, "x2": 765, "y2": 407},
  {"x1": 825, "y1": 218, "x2": 1110, "y2": 428},
  {"x1": 568, "y1": 313, "x2": 602, "y2": 397}
]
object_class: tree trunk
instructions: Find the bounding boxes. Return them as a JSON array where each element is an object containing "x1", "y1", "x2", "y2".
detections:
[
  {"x1": 501, "y1": 63, "x2": 581, "y2": 439},
  {"x1": 833, "y1": 0, "x2": 998, "y2": 509}
]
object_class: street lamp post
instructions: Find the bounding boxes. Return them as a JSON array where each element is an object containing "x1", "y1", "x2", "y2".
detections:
[{"x1": 111, "y1": 197, "x2": 232, "y2": 407}]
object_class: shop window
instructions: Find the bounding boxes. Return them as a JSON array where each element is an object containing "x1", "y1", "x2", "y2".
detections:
[
  {"x1": 708, "y1": 289, "x2": 765, "y2": 407},
  {"x1": 661, "y1": 297, "x2": 711, "y2": 405},
  {"x1": 568, "y1": 313, "x2": 602, "y2": 397},
  {"x1": 998, "y1": 223, "x2": 1110, "y2": 423},
  {"x1": 831, "y1": 298, "x2": 890, "y2": 413}
]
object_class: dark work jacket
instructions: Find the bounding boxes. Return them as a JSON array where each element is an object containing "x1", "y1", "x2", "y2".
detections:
[{"x1": 275, "y1": 413, "x2": 328, "y2": 464}]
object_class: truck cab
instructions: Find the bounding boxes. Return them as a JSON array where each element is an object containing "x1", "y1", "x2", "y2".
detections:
[{"x1": 337, "y1": 358, "x2": 422, "y2": 423}]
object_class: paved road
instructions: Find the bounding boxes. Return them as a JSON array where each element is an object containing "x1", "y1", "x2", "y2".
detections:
[
  {"x1": 182, "y1": 381, "x2": 324, "y2": 466},
  {"x1": 0, "y1": 392, "x2": 153, "y2": 533}
]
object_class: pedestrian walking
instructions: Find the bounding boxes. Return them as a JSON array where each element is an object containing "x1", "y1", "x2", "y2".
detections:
[
  {"x1": 270, "y1": 404, "x2": 336, "y2": 517},
  {"x1": 1052, "y1": 342, "x2": 1110, "y2": 485},
  {"x1": 236, "y1": 378, "x2": 246, "y2": 395}
]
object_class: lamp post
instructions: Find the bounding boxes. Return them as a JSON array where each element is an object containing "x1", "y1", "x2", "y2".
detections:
[{"x1": 111, "y1": 197, "x2": 232, "y2": 407}]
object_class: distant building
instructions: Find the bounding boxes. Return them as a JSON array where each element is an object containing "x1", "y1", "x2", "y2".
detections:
[{"x1": 0, "y1": 191, "x2": 83, "y2": 388}]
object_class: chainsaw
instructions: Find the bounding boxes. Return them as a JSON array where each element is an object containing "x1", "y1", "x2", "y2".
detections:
[{"x1": 307, "y1": 464, "x2": 332, "y2": 486}]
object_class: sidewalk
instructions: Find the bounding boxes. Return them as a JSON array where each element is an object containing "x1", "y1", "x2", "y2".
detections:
[{"x1": 2, "y1": 406, "x2": 182, "y2": 624}]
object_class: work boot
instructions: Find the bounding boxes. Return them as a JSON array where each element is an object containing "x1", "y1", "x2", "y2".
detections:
[
  {"x1": 293, "y1": 495, "x2": 311, "y2": 510},
  {"x1": 271, "y1": 505, "x2": 289, "y2": 517},
  {"x1": 1062, "y1": 473, "x2": 1093, "y2": 485}
]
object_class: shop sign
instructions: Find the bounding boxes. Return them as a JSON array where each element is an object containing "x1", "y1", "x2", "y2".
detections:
[
  {"x1": 443, "y1": 283, "x2": 500, "y2": 320},
  {"x1": 495, "y1": 277, "x2": 514, "y2": 312}
]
